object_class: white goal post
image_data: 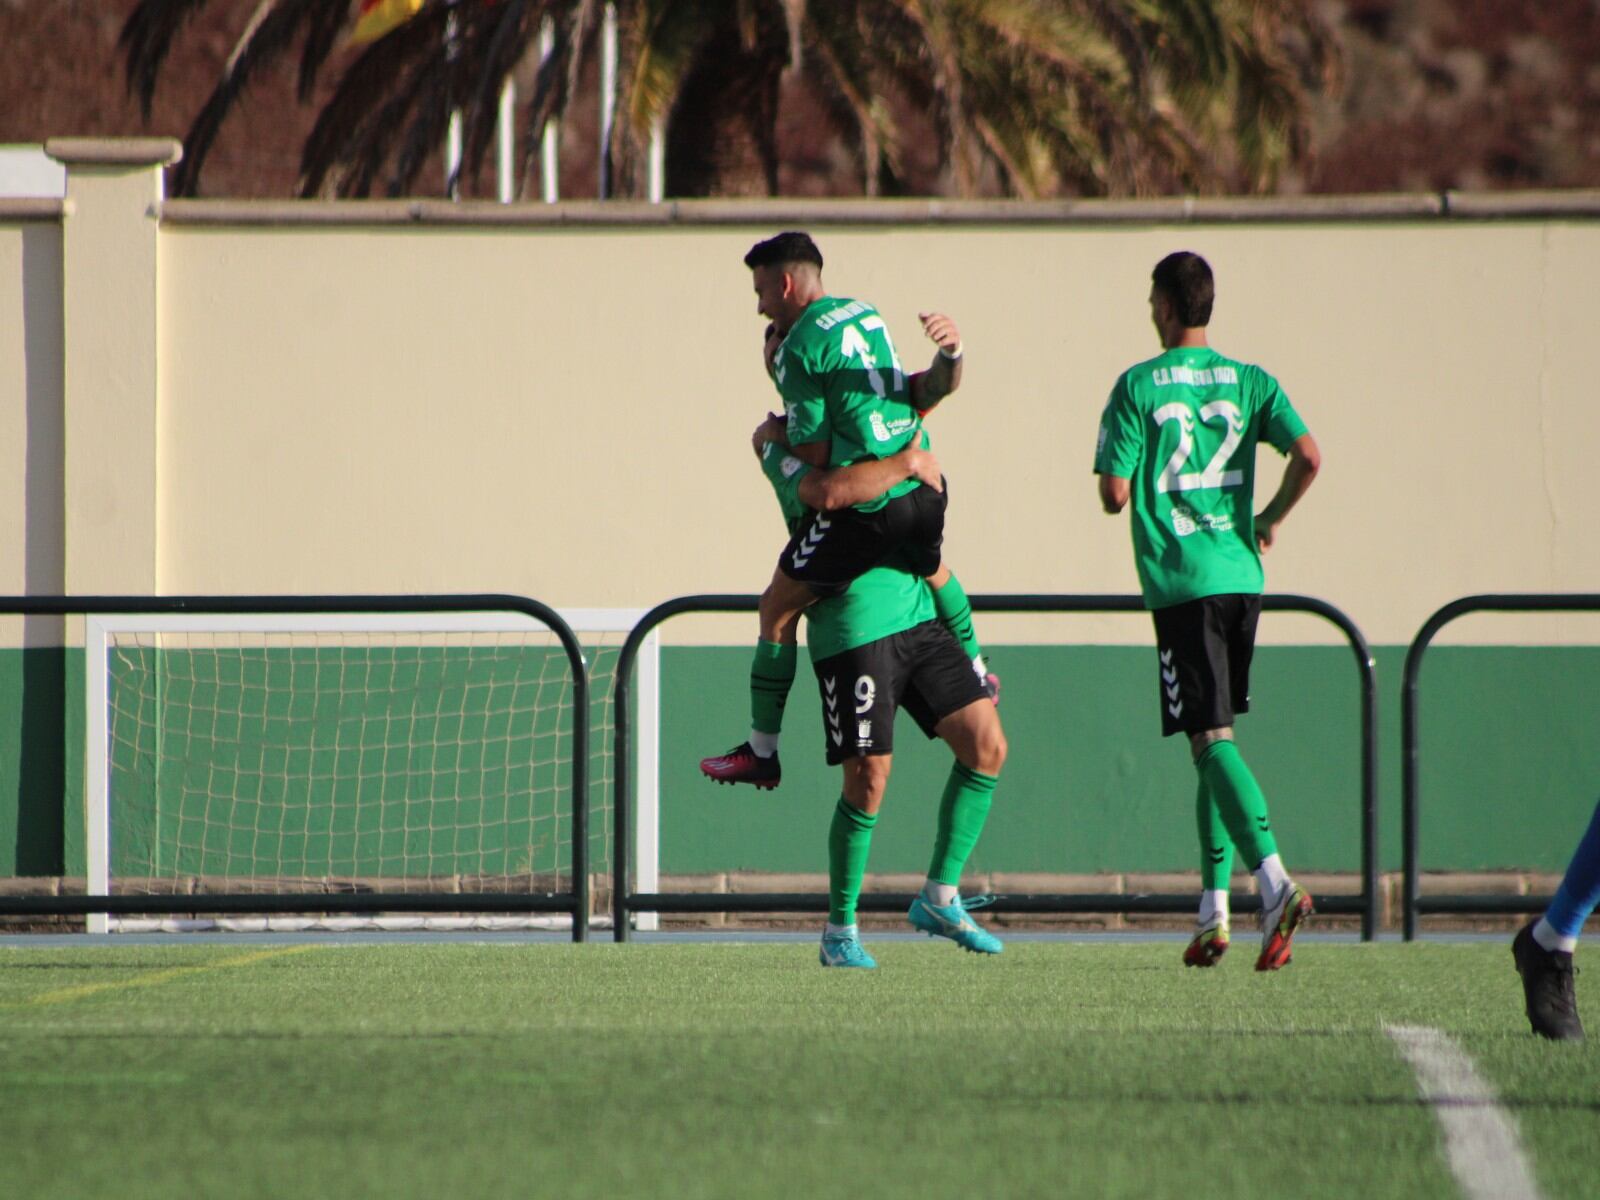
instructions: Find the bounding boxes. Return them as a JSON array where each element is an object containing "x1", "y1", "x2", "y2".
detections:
[{"x1": 82, "y1": 607, "x2": 660, "y2": 934}]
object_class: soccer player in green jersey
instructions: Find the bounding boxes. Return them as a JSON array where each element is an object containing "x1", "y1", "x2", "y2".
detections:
[
  {"x1": 702, "y1": 231, "x2": 996, "y2": 790},
  {"x1": 1093, "y1": 251, "x2": 1322, "y2": 972},
  {"x1": 748, "y1": 411, "x2": 1009, "y2": 967}
]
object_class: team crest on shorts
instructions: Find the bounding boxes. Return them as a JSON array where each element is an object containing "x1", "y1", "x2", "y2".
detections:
[{"x1": 856, "y1": 720, "x2": 873, "y2": 747}]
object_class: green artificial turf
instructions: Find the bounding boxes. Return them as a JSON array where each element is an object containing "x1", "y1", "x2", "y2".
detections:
[{"x1": 0, "y1": 940, "x2": 1593, "y2": 1199}]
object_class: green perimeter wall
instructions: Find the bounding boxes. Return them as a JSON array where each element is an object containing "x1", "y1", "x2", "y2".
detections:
[
  {"x1": 2, "y1": 646, "x2": 1597, "y2": 879},
  {"x1": 659, "y1": 645, "x2": 1600, "y2": 877}
]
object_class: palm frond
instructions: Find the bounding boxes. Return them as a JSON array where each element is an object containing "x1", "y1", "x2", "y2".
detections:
[
  {"x1": 120, "y1": 0, "x2": 217, "y2": 118},
  {"x1": 299, "y1": 7, "x2": 460, "y2": 196},
  {"x1": 170, "y1": 0, "x2": 335, "y2": 197},
  {"x1": 621, "y1": 0, "x2": 707, "y2": 134},
  {"x1": 802, "y1": 12, "x2": 896, "y2": 194},
  {"x1": 458, "y1": 0, "x2": 542, "y2": 193},
  {"x1": 297, "y1": 0, "x2": 355, "y2": 103},
  {"x1": 513, "y1": 0, "x2": 597, "y2": 198},
  {"x1": 127, "y1": 0, "x2": 1339, "y2": 201}
]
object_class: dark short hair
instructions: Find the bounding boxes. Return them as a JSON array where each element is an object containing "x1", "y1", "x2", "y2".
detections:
[
  {"x1": 744, "y1": 231, "x2": 823, "y2": 272},
  {"x1": 1151, "y1": 251, "x2": 1214, "y2": 327}
]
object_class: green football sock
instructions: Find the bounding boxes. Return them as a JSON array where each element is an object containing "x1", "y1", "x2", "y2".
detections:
[
  {"x1": 1196, "y1": 781, "x2": 1235, "y2": 891},
  {"x1": 1194, "y1": 740, "x2": 1278, "y2": 870},
  {"x1": 931, "y1": 572, "x2": 985, "y2": 669},
  {"x1": 828, "y1": 797, "x2": 878, "y2": 926},
  {"x1": 750, "y1": 640, "x2": 798, "y2": 736},
  {"x1": 927, "y1": 763, "x2": 1000, "y2": 885}
]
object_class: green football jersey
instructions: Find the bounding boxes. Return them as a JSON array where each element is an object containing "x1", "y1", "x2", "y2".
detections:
[
  {"x1": 760, "y1": 441, "x2": 935, "y2": 658},
  {"x1": 774, "y1": 296, "x2": 924, "y2": 513},
  {"x1": 1093, "y1": 346, "x2": 1308, "y2": 609}
]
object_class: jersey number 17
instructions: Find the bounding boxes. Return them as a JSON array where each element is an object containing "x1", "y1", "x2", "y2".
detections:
[{"x1": 839, "y1": 317, "x2": 904, "y2": 399}]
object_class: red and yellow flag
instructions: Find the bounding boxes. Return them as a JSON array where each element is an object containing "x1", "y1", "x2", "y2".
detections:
[{"x1": 350, "y1": 0, "x2": 424, "y2": 45}]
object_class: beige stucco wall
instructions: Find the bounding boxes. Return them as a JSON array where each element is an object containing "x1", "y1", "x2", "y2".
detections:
[
  {"x1": 0, "y1": 210, "x2": 64, "y2": 645},
  {"x1": 153, "y1": 212, "x2": 1600, "y2": 646},
  {"x1": 9, "y1": 155, "x2": 1600, "y2": 648}
]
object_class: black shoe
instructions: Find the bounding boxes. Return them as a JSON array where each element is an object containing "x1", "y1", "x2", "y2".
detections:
[
  {"x1": 699, "y1": 742, "x2": 781, "y2": 789},
  {"x1": 1512, "y1": 921, "x2": 1585, "y2": 1041}
]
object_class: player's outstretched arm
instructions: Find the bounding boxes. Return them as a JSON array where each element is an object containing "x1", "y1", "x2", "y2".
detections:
[
  {"x1": 1255, "y1": 433, "x2": 1321, "y2": 552},
  {"x1": 908, "y1": 311, "x2": 963, "y2": 414}
]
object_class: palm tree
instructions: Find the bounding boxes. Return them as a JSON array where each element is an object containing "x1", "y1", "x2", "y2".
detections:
[
  {"x1": 121, "y1": 0, "x2": 1339, "y2": 200},
  {"x1": 121, "y1": 0, "x2": 578, "y2": 198}
]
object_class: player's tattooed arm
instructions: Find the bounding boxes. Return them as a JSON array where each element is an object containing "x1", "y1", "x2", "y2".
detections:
[{"x1": 908, "y1": 311, "x2": 964, "y2": 414}]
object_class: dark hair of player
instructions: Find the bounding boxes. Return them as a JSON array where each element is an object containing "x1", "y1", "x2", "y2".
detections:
[
  {"x1": 744, "y1": 231, "x2": 824, "y2": 272},
  {"x1": 1151, "y1": 251, "x2": 1214, "y2": 327}
]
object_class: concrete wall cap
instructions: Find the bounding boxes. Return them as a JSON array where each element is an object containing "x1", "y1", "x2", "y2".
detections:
[
  {"x1": 154, "y1": 189, "x2": 1600, "y2": 227},
  {"x1": 0, "y1": 198, "x2": 65, "y2": 221},
  {"x1": 45, "y1": 137, "x2": 183, "y2": 168}
]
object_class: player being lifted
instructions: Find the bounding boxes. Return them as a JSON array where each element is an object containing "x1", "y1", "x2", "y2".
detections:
[
  {"x1": 745, "y1": 409, "x2": 1008, "y2": 966},
  {"x1": 1094, "y1": 251, "x2": 1322, "y2": 972},
  {"x1": 701, "y1": 231, "x2": 995, "y2": 790}
]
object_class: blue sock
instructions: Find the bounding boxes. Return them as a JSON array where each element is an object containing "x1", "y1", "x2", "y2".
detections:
[{"x1": 1545, "y1": 798, "x2": 1600, "y2": 941}]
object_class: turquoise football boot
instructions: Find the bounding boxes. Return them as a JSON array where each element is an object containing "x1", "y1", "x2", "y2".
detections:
[
  {"x1": 819, "y1": 928, "x2": 877, "y2": 969},
  {"x1": 907, "y1": 894, "x2": 1003, "y2": 955}
]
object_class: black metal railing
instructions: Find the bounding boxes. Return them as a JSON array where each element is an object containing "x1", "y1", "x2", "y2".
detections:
[
  {"x1": 612, "y1": 593, "x2": 1379, "y2": 941},
  {"x1": 0, "y1": 595, "x2": 592, "y2": 941},
  {"x1": 1401, "y1": 593, "x2": 1600, "y2": 940}
]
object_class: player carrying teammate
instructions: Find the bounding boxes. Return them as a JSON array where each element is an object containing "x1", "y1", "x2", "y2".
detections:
[
  {"x1": 747, "y1": 410, "x2": 1008, "y2": 967},
  {"x1": 1093, "y1": 251, "x2": 1322, "y2": 972},
  {"x1": 701, "y1": 231, "x2": 995, "y2": 791}
]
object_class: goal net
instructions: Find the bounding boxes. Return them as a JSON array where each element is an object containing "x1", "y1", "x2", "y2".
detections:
[{"x1": 83, "y1": 608, "x2": 658, "y2": 933}]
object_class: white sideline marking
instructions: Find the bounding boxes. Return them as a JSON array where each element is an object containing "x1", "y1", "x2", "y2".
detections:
[{"x1": 1384, "y1": 1024, "x2": 1544, "y2": 1200}]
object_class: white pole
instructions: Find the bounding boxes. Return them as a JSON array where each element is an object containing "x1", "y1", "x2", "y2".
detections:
[
  {"x1": 85, "y1": 617, "x2": 110, "y2": 934},
  {"x1": 648, "y1": 116, "x2": 664, "y2": 203},
  {"x1": 599, "y1": 2, "x2": 616, "y2": 199},
  {"x1": 496, "y1": 78, "x2": 515, "y2": 203},
  {"x1": 540, "y1": 17, "x2": 559, "y2": 203},
  {"x1": 444, "y1": 4, "x2": 462, "y2": 199},
  {"x1": 634, "y1": 629, "x2": 661, "y2": 932},
  {"x1": 446, "y1": 110, "x2": 463, "y2": 199}
]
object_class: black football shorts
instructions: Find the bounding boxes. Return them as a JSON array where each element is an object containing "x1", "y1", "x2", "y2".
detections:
[
  {"x1": 778, "y1": 478, "x2": 946, "y2": 596},
  {"x1": 1149, "y1": 593, "x2": 1261, "y2": 737},
  {"x1": 810, "y1": 618, "x2": 984, "y2": 765}
]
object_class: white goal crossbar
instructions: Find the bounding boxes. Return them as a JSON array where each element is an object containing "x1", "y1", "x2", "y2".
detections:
[{"x1": 83, "y1": 608, "x2": 659, "y2": 934}]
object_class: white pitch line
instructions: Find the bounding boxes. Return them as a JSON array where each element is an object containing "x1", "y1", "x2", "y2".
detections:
[{"x1": 1384, "y1": 1024, "x2": 1544, "y2": 1200}]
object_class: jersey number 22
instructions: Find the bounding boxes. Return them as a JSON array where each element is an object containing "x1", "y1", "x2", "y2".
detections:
[{"x1": 1152, "y1": 400, "x2": 1244, "y2": 493}]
